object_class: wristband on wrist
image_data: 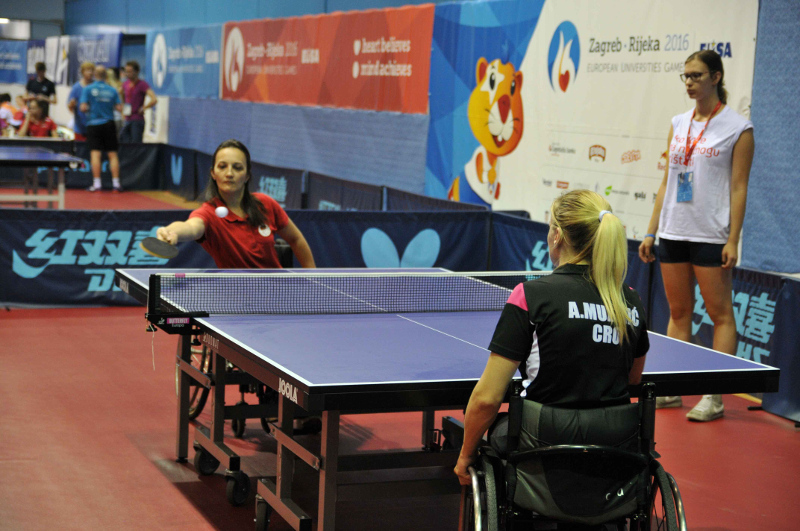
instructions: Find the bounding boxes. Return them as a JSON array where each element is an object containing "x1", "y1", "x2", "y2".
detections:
[{"x1": 645, "y1": 233, "x2": 656, "y2": 239}]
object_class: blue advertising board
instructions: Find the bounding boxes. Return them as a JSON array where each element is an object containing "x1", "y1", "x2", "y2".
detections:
[
  {"x1": 1, "y1": 209, "x2": 215, "y2": 307},
  {"x1": 146, "y1": 25, "x2": 221, "y2": 98},
  {"x1": 0, "y1": 40, "x2": 28, "y2": 84},
  {"x1": 67, "y1": 33, "x2": 122, "y2": 84}
]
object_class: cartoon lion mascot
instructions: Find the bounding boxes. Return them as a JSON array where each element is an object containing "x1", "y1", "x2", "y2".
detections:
[{"x1": 448, "y1": 57, "x2": 524, "y2": 206}]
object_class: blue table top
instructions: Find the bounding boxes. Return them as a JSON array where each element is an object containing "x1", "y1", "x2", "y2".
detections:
[
  {"x1": 118, "y1": 268, "x2": 776, "y2": 389},
  {"x1": 0, "y1": 146, "x2": 83, "y2": 165}
]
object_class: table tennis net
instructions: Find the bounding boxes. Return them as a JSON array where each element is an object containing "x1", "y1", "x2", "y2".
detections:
[{"x1": 150, "y1": 271, "x2": 550, "y2": 315}]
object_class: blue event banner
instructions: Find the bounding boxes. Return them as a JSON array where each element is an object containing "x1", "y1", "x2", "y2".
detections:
[
  {"x1": 0, "y1": 40, "x2": 29, "y2": 84},
  {"x1": 67, "y1": 34, "x2": 122, "y2": 84},
  {"x1": 146, "y1": 25, "x2": 221, "y2": 98},
  {"x1": 289, "y1": 210, "x2": 491, "y2": 271},
  {"x1": 0, "y1": 209, "x2": 215, "y2": 307}
]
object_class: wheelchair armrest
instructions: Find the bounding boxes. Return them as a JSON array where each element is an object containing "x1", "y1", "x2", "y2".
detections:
[{"x1": 507, "y1": 444, "x2": 649, "y2": 468}]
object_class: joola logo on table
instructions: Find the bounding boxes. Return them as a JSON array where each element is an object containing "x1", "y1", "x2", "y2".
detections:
[
  {"x1": 279, "y1": 379, "x2": 298, "y2": 404},
  {"x1": 202, "y1": 333, "x2": 219, "y2": 350}
]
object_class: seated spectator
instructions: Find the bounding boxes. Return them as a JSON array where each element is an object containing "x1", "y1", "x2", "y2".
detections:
[
  {"x1": 10, "y1": 95, "x2": 27, "y2": 129},
  {"x1": 18, "y1": 100, "x2": 58, "y2": 138},
  {"x1": 0, "y1": 93, "x2": 13, "y2": 135}
]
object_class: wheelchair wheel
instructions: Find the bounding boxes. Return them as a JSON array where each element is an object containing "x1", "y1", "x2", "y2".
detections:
[
  {"x1": 648, "y1": 463, "x2": 679, "y2": 531},
  {"x1": 175, "y1": 341, "x2": 211, "y2": 420},
  {"x1": 466, "y1": 455, "x2": 500, "y2": 531},
  {"x1": 666, "y1": 471, "x2": 687, "y2": 531}
]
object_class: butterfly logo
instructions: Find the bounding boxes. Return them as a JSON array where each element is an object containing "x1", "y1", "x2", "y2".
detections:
[
  {"x1": 360, "y1": 228, "x2": 441, "y2": 268},
  {"x1": 171, "y1": 154, "x2": 182, "y2": 186}
]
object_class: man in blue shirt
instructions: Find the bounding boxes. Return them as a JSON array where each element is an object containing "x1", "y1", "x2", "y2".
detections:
[
  {"x1": 68, "y1": 62, "x2": 94, "y2": 141},
  {"x1": 80, "y1": 66, "x2": 123, "y2": 192}
]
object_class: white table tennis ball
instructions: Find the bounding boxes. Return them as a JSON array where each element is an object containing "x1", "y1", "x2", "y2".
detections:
[{"x1": 215, "y1": 206, "x2": 229, "y2": 218}]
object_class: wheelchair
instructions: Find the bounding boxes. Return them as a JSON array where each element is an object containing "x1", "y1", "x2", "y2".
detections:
[{"x1": 462, "y1": 382, "x2": 686, "y2": 531}]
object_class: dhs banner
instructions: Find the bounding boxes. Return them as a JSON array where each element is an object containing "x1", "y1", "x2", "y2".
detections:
[
  {"x1": 221, "y1": 6, "x2": 434, "y2": 113},
  {"x1": 249, "y1": 162, "x2": 304, "y2": 210},
  {"x1": 306, "y1": 173, "x2": 382, "y2": 211},
  {"x1": 0, "y1": 209, "x2": 215, "y2": 307},
  {"x1": 0, "y1": 40, "x2": 28, "y2": 84},
  {"x1": 290, "y1": 210, "x2": 491, "y2": 270},
  {"x1": 146, "y1": 25, "x2": 222, "y2": 98}
]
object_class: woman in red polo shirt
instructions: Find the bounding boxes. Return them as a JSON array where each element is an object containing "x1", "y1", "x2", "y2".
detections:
[
  {"x1": 156, "y1": 139, "x2": 315, "y2": 268},
  {"x1": 18, "y1": 100, "x2": 58, "y2": 138}
]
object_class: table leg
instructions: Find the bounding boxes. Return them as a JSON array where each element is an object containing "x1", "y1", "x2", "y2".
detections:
[
  {"x1": 47, "y1": 167, "x2": 54, "y2": 209},
  {"x1": 422, "y1": 408, "x2": 435, "y2": 448},
  {"x1": 211, "y1": 351, "x2": 226, "y2": 444},
  {"x1": 57, "y1": 167, "x2": 65, "y2": 209},
  {"x1": 276, "y1": 395, "x2": 296, "y2": 500},
  {"x1": 176, "y1": 336, "x2": 191, "y2": 462},
  {"x1": 318, "y1": 410, "x2": 339, "y2": 531}
]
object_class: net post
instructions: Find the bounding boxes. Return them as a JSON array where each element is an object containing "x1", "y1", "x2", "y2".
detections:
[{"x1": 148, "y1": 274, "x2": 161, "y2": 315}]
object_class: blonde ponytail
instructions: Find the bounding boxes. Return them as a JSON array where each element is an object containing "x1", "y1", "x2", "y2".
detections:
[
  {"x1": 592, "y1": 208, "x2": 631, "y2": 344},
  {"x1": 551, "y1": 190, "x2": 633, "y2": 344}
]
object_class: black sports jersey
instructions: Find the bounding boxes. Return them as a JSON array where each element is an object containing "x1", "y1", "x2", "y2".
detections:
[
  {"x1": 488, "y1": 264, "x2": 649, "y2": 408},
  {"x1": 26, "y1": 78, "x2": 56, "y2": 99}
]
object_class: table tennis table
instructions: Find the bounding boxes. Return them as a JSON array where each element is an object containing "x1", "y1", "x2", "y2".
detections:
[
  {"x1": 115, "y1": 267, "x2": 779, "y2": 531},
  {"x1": 0, "y1": 146, "x2": 82, "y2": 209}
]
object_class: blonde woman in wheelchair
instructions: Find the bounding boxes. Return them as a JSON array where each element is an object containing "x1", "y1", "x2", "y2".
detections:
[{"x1": 455, "y1": 190, "x2": 649, "y2": 484}]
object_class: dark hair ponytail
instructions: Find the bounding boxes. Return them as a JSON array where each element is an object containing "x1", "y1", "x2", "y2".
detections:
[
  {"x1": 686, "y1": 49, "x2": 727, "y2": 104},
  {"x1": 204, "y1": 139, "x2": 267, "y2": 228}
]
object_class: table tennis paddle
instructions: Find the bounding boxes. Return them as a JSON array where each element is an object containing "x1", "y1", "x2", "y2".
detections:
[{"x1": 140, "y1": 237, "x2": 179, "y2": 259}]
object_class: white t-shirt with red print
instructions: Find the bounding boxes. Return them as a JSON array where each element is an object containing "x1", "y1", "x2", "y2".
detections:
[{"x1": 659, "y1": 106, "x2": 753, "y2": 244}]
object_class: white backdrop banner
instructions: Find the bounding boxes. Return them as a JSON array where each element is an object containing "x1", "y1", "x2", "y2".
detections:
[{"x1": 425, "y1": 0, "x2": 758, "y2": 240}]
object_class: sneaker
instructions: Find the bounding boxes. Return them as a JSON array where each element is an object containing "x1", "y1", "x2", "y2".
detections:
[
  {"x1": 112, "y1": 185, "x2": 124, "y2": 193},
  {"x1": 87, "y1": 185, "x2": 100, "y2": 192},
  {"x1": 656, "y1": 396, "x2": 683, "y2": 409},
  {"x1": 686, "y1": 395, "x2": 724, "y2": 422}
]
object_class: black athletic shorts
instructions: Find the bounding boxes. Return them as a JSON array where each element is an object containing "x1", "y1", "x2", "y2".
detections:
[
  {"x1": 86, "y1": 121, "x2": 119, "y2": 152},
  {"x1": 658, "y1": 237, "x2": 725, "y2": 267}
]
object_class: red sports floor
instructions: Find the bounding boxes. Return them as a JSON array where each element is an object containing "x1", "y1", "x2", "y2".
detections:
[
  {"x1": 2, "y1": 192, "x2": 798, "y2": 528},
  {"x1": 0, "y1": 306, "x2": 798, "y2": 530}
]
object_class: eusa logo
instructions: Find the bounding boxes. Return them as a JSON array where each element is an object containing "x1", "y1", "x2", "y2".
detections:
[
  {"x1": 360, "y1": 228, "x2": 441, "y2": 268},
  {"x1": 548, "y1": 21, "x2": 580, "y2": 93}
]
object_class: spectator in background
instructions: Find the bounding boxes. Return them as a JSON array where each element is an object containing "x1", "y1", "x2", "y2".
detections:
[
  {"x1": 18, "y1": 100, "x2": 58, "y2": 138},
  {"x1": 106, "y1": 67, "x2": 124, "y2": 134},
  {"x1": 10, "y1": 95, "x2": 27, "y2": 129},
  {"x1": 120, "y1": 61, "x2": 157, "y2": 142},
  {"x1": 68, "y1": 62, "x2": 95, "y2": 141},
  {"x1": 80, "y1": 66, "x2": 123, "y2": 192},
  {"x1": 0, "y1": 94, "x2": 14, "y2": 135},
  {"x1": 25, "y1": 62, "x2": 57, "y2": 105}
]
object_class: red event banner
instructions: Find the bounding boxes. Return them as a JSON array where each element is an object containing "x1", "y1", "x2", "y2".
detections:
[{"x1": 220, "y1": 5, "x2": 435, "y2": 114}]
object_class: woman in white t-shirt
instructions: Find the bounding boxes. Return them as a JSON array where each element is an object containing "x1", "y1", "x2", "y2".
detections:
[{"x1": 639, "y1": 50, "x2": 754, "y2": 422}]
